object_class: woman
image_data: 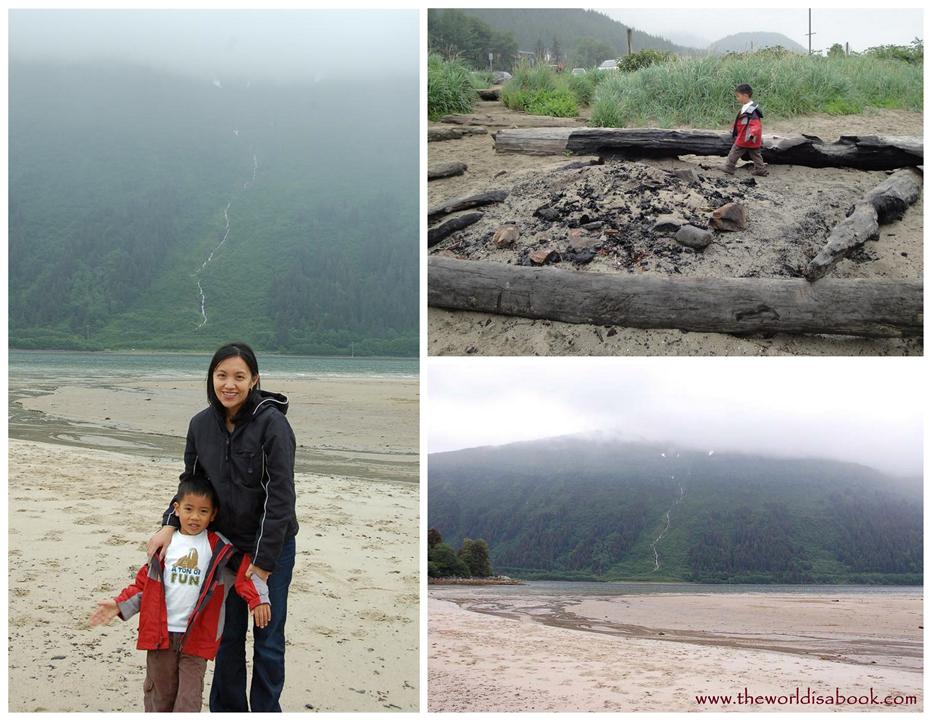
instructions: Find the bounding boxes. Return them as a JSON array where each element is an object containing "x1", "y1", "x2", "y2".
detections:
[{"x1": 148, "y1": 342, "x2": 298, "y2": 712}]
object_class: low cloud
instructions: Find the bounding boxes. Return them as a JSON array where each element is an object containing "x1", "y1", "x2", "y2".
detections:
[{"x1": 429, "y1": 358, "x2": 923, "y2": 477}]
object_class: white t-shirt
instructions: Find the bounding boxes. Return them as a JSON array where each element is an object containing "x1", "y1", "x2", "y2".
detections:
[{"x1": 164, "y1": 530, "x2": 212, "y2": 632}]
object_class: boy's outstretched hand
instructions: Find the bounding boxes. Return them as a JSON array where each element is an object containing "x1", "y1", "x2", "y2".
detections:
[
  {"x1": 252, "y1": 603, "x2": 271, "y2": 629},
  {"x1": 90, "y1": 599, "x2": 120, "y2": 626}
]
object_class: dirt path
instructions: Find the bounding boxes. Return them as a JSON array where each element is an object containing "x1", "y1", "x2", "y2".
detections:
[{"x1": 428, "y1": 104, "x2": 923, "y2": 356}]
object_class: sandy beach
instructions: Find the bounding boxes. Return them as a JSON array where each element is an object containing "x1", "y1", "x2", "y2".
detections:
[
  {"x1": 429, "y1": 589, "x2": 922, "y2": 712},
  {"x1": 8, "y1": 369, "x2": 419, "y2": 712}
]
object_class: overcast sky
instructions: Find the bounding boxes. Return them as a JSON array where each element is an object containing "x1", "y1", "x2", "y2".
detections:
[
  {"x1": 604, "y1": 8, "x2": 923, "y2": 52},
  {"x1": 429, "y1": 359, "x2": 923, "y2": 477},
  {"x1": 9, "y1": 9, "x2": 418, "y2": 82}
]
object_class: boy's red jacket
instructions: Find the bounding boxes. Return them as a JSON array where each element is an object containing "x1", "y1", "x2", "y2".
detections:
[
  {"x1": 114, "y1": 530, "x2": 269, "y2": 660},
  {"x1": 732, "y1": 101, "x2": 764, "y2": 149}
]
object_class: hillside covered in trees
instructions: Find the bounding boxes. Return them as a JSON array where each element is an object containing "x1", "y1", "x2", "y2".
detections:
[
  {"x1": 10, "y1": 61, "x2": 418, "y2": 356},
  {"x1": 429, "y1": 436, "x2": 922, "y2": 584},
  {"x1": 456, "y1": 8, "x2": 693, "y2": 67}
]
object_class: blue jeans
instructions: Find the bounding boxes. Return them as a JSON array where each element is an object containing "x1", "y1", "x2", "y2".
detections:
[{"x1": 209, "y1": 535, "x2": 296, "y2": 712}]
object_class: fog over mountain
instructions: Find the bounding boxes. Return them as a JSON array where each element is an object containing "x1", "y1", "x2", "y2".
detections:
[
  {"x1": 10, "y1": 10, "x2": 419, "y2": 355},
  {"x1": 428, "y1": 359, "x2": 923, "y2": 478},
  {"x1": 603, "y1": 8, "x2": 922, "y2": 54},
  {"x1": 10, "y1": 9, "x2": 418, "y2": 83}
]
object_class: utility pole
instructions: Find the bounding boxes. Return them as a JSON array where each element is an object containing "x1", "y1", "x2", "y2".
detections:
[
  {"x1": 806, "y1": 8, "x2": 816, "y2": 55},
  {"x1": 626, "y1": 27, "x2": 632, "y2": 55}
]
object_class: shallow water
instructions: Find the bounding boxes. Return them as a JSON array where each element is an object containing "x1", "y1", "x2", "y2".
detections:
[
  {"x1": 9, "y1": 349, "x2": 418, "y2": 381},
  {"x1": 8, "y1": 350, "x2": 419, "y2": 482},
  {"x1": 431, "y1": 579, "x2": 922, "y2": 597}
]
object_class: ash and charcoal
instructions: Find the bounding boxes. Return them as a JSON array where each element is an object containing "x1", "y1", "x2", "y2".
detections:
[{"x1": 430, "y1": 159, "x2": 885, "y2": 280}]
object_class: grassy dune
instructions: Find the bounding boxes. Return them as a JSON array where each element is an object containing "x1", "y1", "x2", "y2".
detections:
[{"x1": 591, "y1": 51, "x2": 923, "y2": 128}]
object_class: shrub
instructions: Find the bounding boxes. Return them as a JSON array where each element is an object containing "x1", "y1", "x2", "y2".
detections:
[
  {"x1": 428, "y1": 54, "x2": 476, "y2": 121},
  {"x1": 864, "y1": 38, "x2": 923, "y2": 65},
  {"x1": 617, "y1": 49, "x2": 673, "y2": 73},
  {"x1": 502, "y1": 62, "x2": 579, "y2": 117}
]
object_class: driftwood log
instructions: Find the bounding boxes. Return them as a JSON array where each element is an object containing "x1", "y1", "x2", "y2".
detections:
[
  {"x1": 428, "y1": 126, "x2": 488, "y2": 142},
  {"x1": 439, "y1": 114, "x2": 493, "y2": 126},
  {"x1": 806, "y1": 168, "x2": 923, "y2": 280},
  {"x1": 494, "y1": 128, "x2": 923, "y2": 170},
  {"x1": 441, "y1": 113, "x2": 582, "y2": 129},
  {"x1": 427, "y1": 213, "x2": 484, "y2": 248},
  {"x1": 428, "y1": 256, "x2": 922, "y2": 337},
  {"x1": 427, "y1": 190, "x2": 509, "y2": 223},
  {"x1": 428, "y1": 161, "x2": 468, "y2": 181}
]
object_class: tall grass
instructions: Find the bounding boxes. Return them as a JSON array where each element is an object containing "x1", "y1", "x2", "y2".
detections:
[
  {"x1": 590, "y1": 52, "x2": 923, "y2": 128},
  {"x1": 470, "y1": 70, "x2": 495, "y2": 88},
  {"x1": 567, "y1": 69, "x2": 610, "y2": 106},
  {"x1": 427, "y1": 54, "x2": 476, "y2": 121},
  {"x1": 502, "y1": 63, "x2": 579, "y2": 118}
]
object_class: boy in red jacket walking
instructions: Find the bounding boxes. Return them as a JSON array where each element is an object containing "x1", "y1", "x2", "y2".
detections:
[
  {"x1": 90, "y1": 477, "x2": 270, "y2": 712},
  {"x1": 724, "y1": 83, "x2": 769, "y2": 177}
]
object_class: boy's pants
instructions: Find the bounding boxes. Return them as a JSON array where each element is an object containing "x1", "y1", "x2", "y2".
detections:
[
  {"x1": 724, "y1": 142, "x2": 766, "y2": 172},
  {"x1": 143, "y1": 632, "x2": 207, "y2": 712}
]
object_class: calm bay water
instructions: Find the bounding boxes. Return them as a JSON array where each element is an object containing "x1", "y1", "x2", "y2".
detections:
[
  {"x1": 434, "y1": 580, "x2": 922, "y2": 597},
  {"x1": 9, "y1": 349, "x2": 418, "y2": 381}
]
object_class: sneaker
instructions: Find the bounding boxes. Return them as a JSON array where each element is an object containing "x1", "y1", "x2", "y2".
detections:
[
  {"x1": 722, "y1": 166, "x2": 736, "y2": 175},
  {"x1": 751, "y1": 166, "x2": 769, "y2": 177}
]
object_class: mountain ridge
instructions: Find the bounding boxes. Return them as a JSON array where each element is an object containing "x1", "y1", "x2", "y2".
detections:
[
  {"x1": 709, "y1": 31, "x2": 807, "y2": 54},
  {"x1": 429, "y1": 436, "x2": 922, "y2": 584}
]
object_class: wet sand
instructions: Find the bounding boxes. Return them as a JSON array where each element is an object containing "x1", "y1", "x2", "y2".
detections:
[
  {"x1": 429, "y1": 590, "x2": 922, "y2": 712},
  {"x1": 11, "y1": 375, "x2": 418, "y2": 482},
  {"x1": 8, "y1": 374, "x2": 419, "y2": 712}
]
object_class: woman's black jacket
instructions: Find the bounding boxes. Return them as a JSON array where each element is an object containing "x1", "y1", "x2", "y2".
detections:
[{"x1": 161, "y1": 390, "x2": 299, "y2": 572}]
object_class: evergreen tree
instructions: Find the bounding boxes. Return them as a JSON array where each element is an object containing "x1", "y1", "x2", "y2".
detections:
[
  {"x1": 573, "y1": 38, "x2": 616, "y2": 68},
  {"x1": 428, "y1": 528, "x2": 443, "y2": 548},
  {"x1": 428, "y1": 542, "x2": 470, "y2": 577},
  {"x1": 458, "y1": 538, "x2": 493, "y2": 577},
  {"x1": 551, "y1": 35, "x2": 562, "y2": 64}
]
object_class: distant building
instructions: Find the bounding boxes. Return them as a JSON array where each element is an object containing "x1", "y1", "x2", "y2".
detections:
[{"x1": 516, "y1": 49, "x2": 537, "y2": 65}]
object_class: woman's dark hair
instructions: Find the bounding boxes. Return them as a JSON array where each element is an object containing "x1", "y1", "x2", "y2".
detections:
[
  {"x1": 735, "y1": 83, "x2": 753, "y2": 97},
  {"x1": 206, "y1": 342, "x2": 262, "y2": 422}
]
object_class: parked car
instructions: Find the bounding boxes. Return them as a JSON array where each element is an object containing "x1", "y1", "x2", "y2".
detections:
[{"x1": 598, "y1": 59, "x2": 619, "y2": 70}]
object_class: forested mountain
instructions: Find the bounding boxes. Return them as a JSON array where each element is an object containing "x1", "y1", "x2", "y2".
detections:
[
  {"x1": 9, "y1": 61, "x2": 418, "y2": 355},
  {"x1": 457, "y1": 8, "x2": 695, "y2": 63},
  {"x1": 429, "y1": 436, "x2": 922, "y2": 584},
  {"x1": 709, "y1": 32, "x2": 807, "y2": 54}
]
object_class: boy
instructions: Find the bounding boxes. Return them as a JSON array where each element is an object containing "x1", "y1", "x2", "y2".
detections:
[
  {"x1": 724, "y1": 83, "x2": 768, "y2": 177},
  {"x1": 90, "y1": 476, "x2": 270, "y2": 712}
]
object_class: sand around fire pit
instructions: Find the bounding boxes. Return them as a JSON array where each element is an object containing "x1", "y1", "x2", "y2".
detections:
[{"x1": 428, "y1": 105, "x2": 923, "y2": 356}]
